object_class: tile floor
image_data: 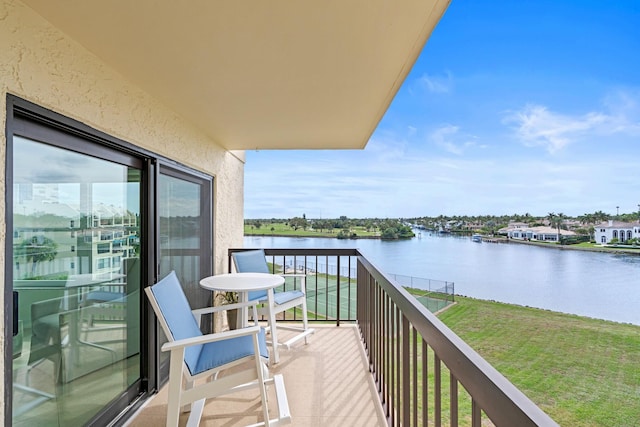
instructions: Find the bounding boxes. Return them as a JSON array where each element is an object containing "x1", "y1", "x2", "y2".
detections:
[{"x1": 125, "y1": 324, "x2": 386, "y2": 426}]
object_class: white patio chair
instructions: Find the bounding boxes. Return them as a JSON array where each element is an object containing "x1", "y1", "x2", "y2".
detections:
[
  {"x1": 232, "y1": 250, "x2": 314, "y2": 363},
  {"x1": 145, "y1": 271, "x2": 291, "y2": 427}
]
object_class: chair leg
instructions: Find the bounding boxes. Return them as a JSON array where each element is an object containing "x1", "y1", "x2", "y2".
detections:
[
  {"x1": 254, "y1": 341, "x2": 270, "y2": 426},
  {"x1": 301, "y1": 297, "x2": 310, "y2": 345},
  {"x1": 166, "y1": 350, "x2": 185, "y2": 427},
  {"x1": 182, "y1": 378, "x2": 194, "y2": 413},
  {"x1": 267, "y1": 306, "x2": 279, "y2": 364}
]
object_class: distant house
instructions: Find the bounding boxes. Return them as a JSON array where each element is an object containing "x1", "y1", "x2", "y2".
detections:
[
  {"x1": 463, "y1": 221, "x2": 484, "y2": 231},
  {"x1": 505, "y1": 225, "x2": 575, "y2": 242},
  {"x1": 593, "y1": 220, "x2": 640, "y2": 244},
  {"x1": 497, "y1": 221, "x2": 530, "y2": 235},
  {"x1": 563, "y1": 219, "x2": 583, "y2": 230}
]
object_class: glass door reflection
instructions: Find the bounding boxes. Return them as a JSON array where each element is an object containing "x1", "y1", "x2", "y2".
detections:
[
  {"x1": 157, "y1": 167, "x2": 212, "y2": 380},
  {"x1": 12, "y1": 136, "x2": 142, "y2": 426}
]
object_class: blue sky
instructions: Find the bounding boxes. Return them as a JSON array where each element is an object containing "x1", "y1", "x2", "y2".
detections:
[{"x1": 245, "y1": 0, "x2": 640, "y2": 219}]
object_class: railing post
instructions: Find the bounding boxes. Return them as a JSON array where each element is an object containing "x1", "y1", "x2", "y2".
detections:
[
  {"x1": 402, "y1": 314, "x2": 410, "y2": 426},
  {"x1": 451, "y1": 372, "x2": 458, "y2": 427},
  {"x1": 336, "y1": 256, "x2": 341, "y2": 326},
  {"x1": 384, "y1": 291, "x2": 391, "y2": 419},
  {"x1": 422, "y1": 339, "x2": 428, "y2": 426},
  {"x1": 412, "y1": 327, "x2": 418, "y2": 427},
  {"x1": 435, "y1": 354, "x2": 441, "y2": 427}
]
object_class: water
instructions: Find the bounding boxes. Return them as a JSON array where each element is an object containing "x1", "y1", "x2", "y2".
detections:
[{"x1": 244, "y1": 233, "x2": 640, "y2": 325}]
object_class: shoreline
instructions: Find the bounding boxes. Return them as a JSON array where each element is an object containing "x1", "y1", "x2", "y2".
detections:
[
  {"x1": 246, "y1": 232, "x2": 640, "y2": 255},
  {"x1": 502, "y1": 236, "x2": 640, "y2": 255},
  {"x1": 245, "y1": 233, "x2": 384, "y2": 240}
]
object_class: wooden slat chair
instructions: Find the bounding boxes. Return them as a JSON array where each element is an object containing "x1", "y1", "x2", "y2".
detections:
[
  {"x1": 232, "y1": 250, "x2": 314, "y2": 364},
  {"x1": 145, "y1": 271, "x2": 291, "y2": 427}
]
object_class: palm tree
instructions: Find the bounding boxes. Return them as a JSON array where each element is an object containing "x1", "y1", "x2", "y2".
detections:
[
  {"x1": 556, "y1": 213, "x2": 566, "y2": 241},
  {"x1": 546, "y1": 212, "x2": 556, "y2": 225},
  {"x1": 547, "y1": 212, "x2": 565, "y2": 243},
  {"x1": 578, "y1": 213, "x2": 594, "y2": 225}
]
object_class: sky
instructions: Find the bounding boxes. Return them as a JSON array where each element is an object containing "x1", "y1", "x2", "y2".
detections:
[{"x1": 244, "y1": 0, "x2": 640, "y2": 220}]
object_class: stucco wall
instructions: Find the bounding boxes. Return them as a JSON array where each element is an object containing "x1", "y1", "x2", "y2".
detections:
[{"x1": 0, "y1": 0, "x2": 245, "y2": 412}]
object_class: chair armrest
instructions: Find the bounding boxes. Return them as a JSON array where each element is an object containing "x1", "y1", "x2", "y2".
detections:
[
  {"x1": 161, "y1": 325, "x2": 261, "y2": 352},
  {"x1": 191, "y1": 300, "x2": 259, "y2": 327},
  {"x1": 192, "y1": 299, "x2": 259, "y2": 316},
  {"x1": 280, "y1": 274, "x2": 307, "y2": 293}
]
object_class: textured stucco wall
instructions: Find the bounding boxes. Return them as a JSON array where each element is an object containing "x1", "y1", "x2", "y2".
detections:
[{"x1": 0, "y1": 0, "x2": 245, "y2": 412}]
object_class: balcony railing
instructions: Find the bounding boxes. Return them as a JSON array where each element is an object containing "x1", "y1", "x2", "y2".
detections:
[
  {"x1": 228, "y1": 248, "x2": 360, "y2": 324},
  {"x1": 229, "y1": 248, "x2": 558, "y2": 426}
]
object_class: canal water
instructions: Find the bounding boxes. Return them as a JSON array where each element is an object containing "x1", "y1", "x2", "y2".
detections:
[{"x1": 244, "y1": 233, "x2": 640, "y2": 325}]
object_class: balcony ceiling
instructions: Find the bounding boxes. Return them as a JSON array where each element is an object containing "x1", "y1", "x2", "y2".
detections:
[{"x1": 22, "y1": 0, "x2": 450, "y2": 150}]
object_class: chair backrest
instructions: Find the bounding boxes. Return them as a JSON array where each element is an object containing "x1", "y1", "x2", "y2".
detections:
[
  {"x1": 28, "y1": 296, "x2": 65, "y2": 364},
  {"x1": 147, "y1": 271, "x2": 203, "y2": 375},
  {"x1": 232, "y1": 250, "x2": 270, "y2": 301}
]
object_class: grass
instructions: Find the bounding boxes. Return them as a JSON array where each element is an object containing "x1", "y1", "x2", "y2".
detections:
[
  {"x1": 244, "y1": 222, "x2": 380, "y2": 237},
  {"x1": 263, "y1": 263, "x2": 637, "y2": 424},
  {"x1": 507, "y1": 239, "x2": 640, "y2": 257},
  {"x1": 438, "y1": 297, "x2": 640, "y2": 427},
  {"x1": 573, "y1": 242, "x2": 640, "y2": 252}
]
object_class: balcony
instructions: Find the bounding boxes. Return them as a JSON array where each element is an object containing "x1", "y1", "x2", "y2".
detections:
[
  {"x1": 128, "y1": 325, "x2": 385, "y2": 426},
  {"x1": 128, "y1": 249, "x2": 558, "y2": 426}
]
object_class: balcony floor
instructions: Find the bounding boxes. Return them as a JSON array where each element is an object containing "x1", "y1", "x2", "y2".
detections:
[{"x1": 125, "y1": 324, "x2": 386, "y2": 426}]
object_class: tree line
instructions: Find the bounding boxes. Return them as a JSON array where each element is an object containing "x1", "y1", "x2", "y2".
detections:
[
  {"x1": 245, "y1": 216, "x2": 415, "y2": 240},
  {"x1": 247, "y1": 209, "x2": 640, "y2": 241}
]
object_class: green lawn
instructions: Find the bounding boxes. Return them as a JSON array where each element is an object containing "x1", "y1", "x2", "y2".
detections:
[
  {"x1": 244, "y1": 222, "x2": 379, "y2": 237},
  {"x1": 264, "y1": 264, "x2": 637, "y2": 425},
  {"x1": 572, "y1": 242, "x2": 640, "y2": 252},
  {"x1": 513, "y1": 239, "x2": 640, "y2": 254},
  {"x1": 438, "y1": 297, "x2": 640, "y2": 427}
]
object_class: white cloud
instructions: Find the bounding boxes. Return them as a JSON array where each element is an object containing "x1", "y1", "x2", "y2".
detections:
[
  {"x1": 244, "y1": 89, "x2": 640, "y2": 219},
  {"x1": 244, "y1": 142, "x2": 640, "y2": 219},
  {"x1": 366, "y1": 131, "x2": 408, "y2": 161},
  {"x1": 505, "y1": 91, "x2": 640, "y2": 153},
  {"x1": 416, "y1": 71, "x2": 453, "y2": 94},
  {"x1": 601, "y1": 89, "x2": 640, "y2": 135},
  {"x1": 504, "y1": 105, "x2": 606, "y2": 153},
  {"x1": 429, "y1": 124, "x2": 478, "y2": 155}
]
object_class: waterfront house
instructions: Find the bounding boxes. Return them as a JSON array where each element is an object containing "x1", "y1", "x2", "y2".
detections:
[
  {"x1": 2, "y1": 1, "x2": 557, "y2": 425},
  {"x1": 508, "y1": 221, "x2": 530, "y2": 229},
  {"x1": 463, "y1": 221, "x2": 485, "y2": 231},
  {"x1": 505, "y1": 225, "x2": 575, "y2": 242},
  {"x1": 594, "y1": 220, "x2": 640, "y2": 244},
  {"x1": 497, "y1": 221, "x2": 530, "y2": 235}
]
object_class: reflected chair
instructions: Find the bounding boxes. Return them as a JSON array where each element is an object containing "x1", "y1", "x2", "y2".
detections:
[
  {"x1": 145, "y1": 271, "x2": 291, "y2": 427},
  {"x1": 28, "y1": 297, "x2": 66, "y2": 383},
  {"x1": 11, "y1": 297, "x2": 64, "y2": 417},
  {"x1": 12, "y1": 318, "x2": 56, "y2": 418},
  {"x1": 80, "y1": 258, "x2": 138, "y2": 333},
  {"x1": 232, "y1": 249, "x2": 314, "y2": 363}
]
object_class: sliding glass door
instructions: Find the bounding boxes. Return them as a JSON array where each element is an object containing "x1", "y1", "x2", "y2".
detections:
[
  {"x1": 156, "y1": 166, "x2": 213, "y2": 379},
  {"x1": 10, "y1": 130, "x2": 143, "y2": 426},
  {"x1": 6, "y1": 98, "x2": 215, "y2": 425}
]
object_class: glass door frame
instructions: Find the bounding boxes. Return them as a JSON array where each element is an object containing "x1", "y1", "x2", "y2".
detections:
[{"x1": 5, "y1": 95, "x2": 154, "y2": 426}]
